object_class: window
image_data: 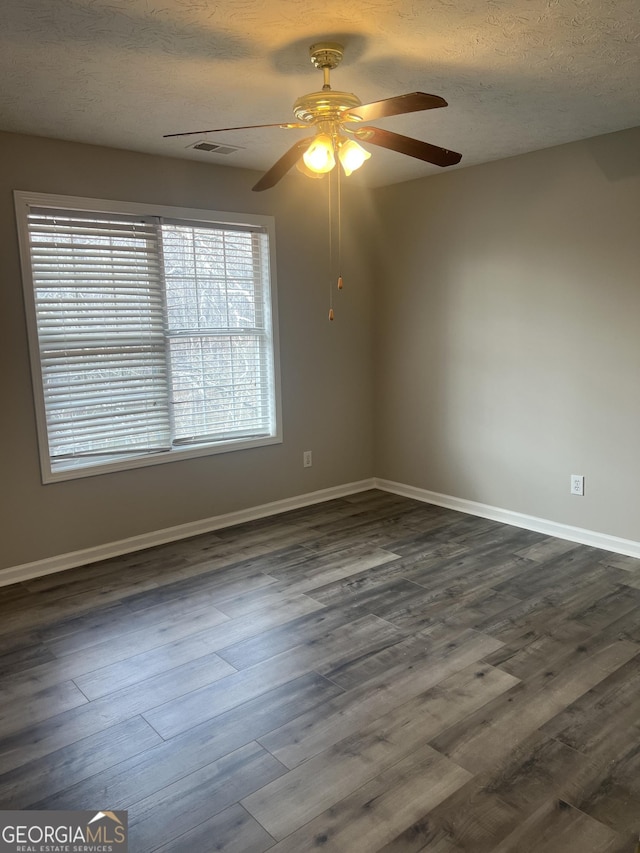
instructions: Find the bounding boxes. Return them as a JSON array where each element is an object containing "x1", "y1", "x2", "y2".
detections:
[{"x1": 15, "y1": 192, "x2": 281, "y2": 482}]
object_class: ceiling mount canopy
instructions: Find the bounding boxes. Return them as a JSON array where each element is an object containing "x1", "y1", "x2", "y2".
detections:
[
  {"x1": 164, "y1": 41, "x2": 462, "y2": 191},
  {"x1": 308, "y1": 41, "x2": 345, "y2": 72}
]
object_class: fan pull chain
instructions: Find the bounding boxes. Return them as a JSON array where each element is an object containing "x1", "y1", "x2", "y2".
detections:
[
  {"x1": 328, "y1": 163, "x2": 334, "y2": 320},
  {"x1": 337, "y1": 165, "x2": 343, "y2": 292}
]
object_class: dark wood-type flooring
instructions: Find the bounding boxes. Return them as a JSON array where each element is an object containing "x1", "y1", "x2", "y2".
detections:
[{"x1": 2, "y1": 490, "x2": 640, "y2": 851}]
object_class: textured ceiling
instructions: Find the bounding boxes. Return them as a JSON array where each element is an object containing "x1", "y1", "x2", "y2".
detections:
[{"x1": 1, "y1": 0, "x2": 639, "y2": 187}]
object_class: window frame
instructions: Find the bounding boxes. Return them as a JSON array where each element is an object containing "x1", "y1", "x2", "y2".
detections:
[{"x1": 14, "y1": 191, "x2": 282, "y2": 484}]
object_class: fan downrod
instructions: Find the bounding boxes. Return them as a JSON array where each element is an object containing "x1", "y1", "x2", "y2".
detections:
[{"x1": 294, "y1": 42, "x2": 360, "y2": 124}]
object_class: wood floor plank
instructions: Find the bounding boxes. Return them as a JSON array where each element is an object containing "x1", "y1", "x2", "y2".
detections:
[
  {"x1": 473, "y1": 575, "x2": 632, "y2": 652},
  {"x1": 72, "y1": 630, "x2": 241, "y2": 700},
  {"x1": 386, "y1": 778, "x2": 522, "y2": 853},
  {"x1": 267, "y1": 742, "x2": 471, "y2": 853},
  {"x1": 301, "y1": 499, "x2": 427, "y2": 537},
  {"x1": 433, "y1": 516, "x2": 544, "y2": 550},
  {"x1": 145, "y1": 613, "x2": 402, "y2": 739},
  {"x1": 540, "y1": 654, "x2": 640, "y2": 758},
  {"x1": 0, "y1": 603, "x2": 232, "y2": 699},
  {"x1": 479, "y1": 578, "x2": 640, "y2": 684},
  {"x1": 385, "y1": 836, "x2": 464, "y2": 853},
  {"x1": 123, "y1": 568, "x2": 278, "y2": 615},
  {"x1": 482, "y1": 729, "x2": 601, "y2": 815},
  {"x1": 0, "y1": 642, "x2": 55, "y2": 680},
  {"x1": 387, "y1": 729, "x2": 606, "y2": 852},
  {"x1": 214, "y1": 585, "x2": 320, "y2": 619},
  {"x1": 216, "y1": 608, "x2": 393, "y2": 670},
  {"x1": 514, "y1": 536, "x2": 582, "y2": 563},
  {"x1": 492, "y1": 547, "x2": 619, "y2": 602},
  {"x1": 0, "y1": 679, "x2": 88, "y2": 735},
  {"x1": 152, "y1": 803, "x2": 274, "y2": 853},
  {"x1": 260, "y1": 644, "x2": 513, "y2": 769},
  {"x1": 319, "y1": 629, "x2": 441, "y2": 691},
  {"x1": 489, "y1": 799, "x2": 621, "y2": 853},
  {"x1": 0, "y1": 626, "x2": 50, "y2": 661},
  {"x1": 599, "y1": 553, "x2": 640, "y2": 572},
  {"x1": 336, "y1": 558, "x2": 524, "y2": 639},
  {"x1": 128, "y1": 742, "x2": 285, "y2": 853},
  {"x1": 429, "y1": 640, "x2": 640, "y2": 775},
  {"x1": 20, "y1": 561, "x2": 162, "y2": 604},
  {"x1": 570, "y1": 746, "x2": 640, "y2": 842},
  {"x1": 265, "y1": 544, "x2": 402, "y2": 595},
  {"x1": 538, "y1": 656, "x2": 640, "y2": 838},
  {"x1": 19, "y1": 550, "x2": 183, "y2": 594},
  {"x1": 570, "y1": 584, "x2": 640, "y2": 632},
  {"x1": 0, "y1": 651, "x2": 235, "y2": 774},
  {"x1": 243, "y1": 713, "x2": 445, "y2": 840},
  {"x1": 243, "y1": 663, "x2": 509, "y2": 841},
  {"x1": 0, "y1": 598, "x2": 130, "y2": 642},
  {"x1": 309, "y1": 575, "x2": 442, "y2": 612},
  {"x1": 201, "y1": 516, "x2": 311, "y2": 547},
  {"x1": 37, "y1": 672, "x2": 342, "y2": 812},
  {"x1": 47, "y1": 589, "x2": 318, "y2": 663},
  {"x1": 0, "y1": 716, "x2": 162, "y2": 809},
  {"x1": 362, "y1": 581, "x2": 521, "y2": 635},
  {"x1": 319, "y1": 625, "x2": 500, "y2": 692},
  {"x1": 309, "y1": 518, "x2": 452, "y2": 553},
  {"x1": 401, "y1": 547, "x2": 531, "y2": 594}
]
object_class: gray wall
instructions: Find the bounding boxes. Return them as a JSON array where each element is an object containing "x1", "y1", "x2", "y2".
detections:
[
  {"x1": 0, "y1": 131, "x2": 375, "y2": 569},
  {"x1": 374, "y1": 126, "x2": 640, "y2": 542}
]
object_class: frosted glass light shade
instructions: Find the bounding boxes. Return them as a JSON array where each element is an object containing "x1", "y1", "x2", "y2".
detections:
[
  {"x1": 303, "y1": 134, "x2": 336, "y2": 173},
  {"x1": 338, "y1": 138, "x2": 371, "y2": 176}
]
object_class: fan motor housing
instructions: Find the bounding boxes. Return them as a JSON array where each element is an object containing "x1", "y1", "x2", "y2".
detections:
[{"x1": 293, "y1": 90, "x2": 362, "y2": 124}]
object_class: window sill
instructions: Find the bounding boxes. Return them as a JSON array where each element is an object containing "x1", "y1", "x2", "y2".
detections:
[{"x1": 43, "y1": 432, "x2": 283, "y2": 483}]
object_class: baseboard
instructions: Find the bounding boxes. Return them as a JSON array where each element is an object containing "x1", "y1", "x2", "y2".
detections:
[
  {"x1": 375, "y1": 478, "x2": 640, "y2": 560},
  {"x1": 5, "y1": 476, "x2": 637, "y2": 588},
  {"x1": 0, "y1": 478, "x2": 376, "y2": 588}
]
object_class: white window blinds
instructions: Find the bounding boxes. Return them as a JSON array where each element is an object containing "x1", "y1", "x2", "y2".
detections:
[
  {"x1": 20, "y1": 199, "x2": 278, "y2": 479},
  {"x1": 162, "y1": 223, "x2": 274, "y2": 445},
  {"x1": 28, "y1": 209, "x2": 172, "y2": 466}
]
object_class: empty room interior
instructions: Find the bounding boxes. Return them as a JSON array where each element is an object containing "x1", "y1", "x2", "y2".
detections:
[{"x1": 1, "y1": 0, "x2": 640, "y2": 850}]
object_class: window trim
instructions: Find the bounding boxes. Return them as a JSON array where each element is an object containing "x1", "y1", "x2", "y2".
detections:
[{"x1": 14, "y1": 191, "x2": 282, "y2": 484}]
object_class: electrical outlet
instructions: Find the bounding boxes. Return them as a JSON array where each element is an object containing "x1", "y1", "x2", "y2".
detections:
[
  {"x1": 303, "y1": 450, "x2": 312, "y2": 468},
  {"x1": 570, "y1": 474, "x2": 584, "y2": 496}
]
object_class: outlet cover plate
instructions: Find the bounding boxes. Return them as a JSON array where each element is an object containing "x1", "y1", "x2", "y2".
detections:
[{"x1": 571, "y1": 474, "x2": 584, "y2": 496}]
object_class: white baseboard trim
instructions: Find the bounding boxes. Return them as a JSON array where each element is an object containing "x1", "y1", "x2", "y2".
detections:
[
  {"x1": 5, "y1": 476, "x2": 637, "y2": 588},
  {"x1": 0, "y1": 478, "x2": 376, "y2": 588},
  {"x1": 375, "y1": 478, "x2": 640, "y2": 560}
]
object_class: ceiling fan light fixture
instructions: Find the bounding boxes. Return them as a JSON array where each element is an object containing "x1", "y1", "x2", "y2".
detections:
[
  {"x1": 337, "y1": 137, "x2": 371, "y2": 176},
  {"x1": 167, "y1": 42, "x2": 462, "y2": 193},
  {"x1": 302, "y1": 133, "x2": 336, "y2": 173}
]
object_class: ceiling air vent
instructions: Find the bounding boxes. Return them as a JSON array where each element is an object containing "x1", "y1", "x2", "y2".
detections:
[{"x1": 189, "y1": 141, "x2": 241, "y2": 155}]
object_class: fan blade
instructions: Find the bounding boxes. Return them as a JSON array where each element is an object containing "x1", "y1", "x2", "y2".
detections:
[
  {"x1": 355, "y1": 126, "x2": 461, "y2": 167},
  {"x1": 164, "y1": 123, "x2": 307, "y2": 139},
  {"x1": 252, "y1": 138, "x2": 314, "y2": 192},
  {"x1": 345, "y1": 92, "x2": 447, "y2": 123}
]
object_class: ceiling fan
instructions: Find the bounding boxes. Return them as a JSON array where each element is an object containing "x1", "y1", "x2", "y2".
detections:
[{"x1": 165, "y1": 42, "x2": 462, "y2": 191}]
